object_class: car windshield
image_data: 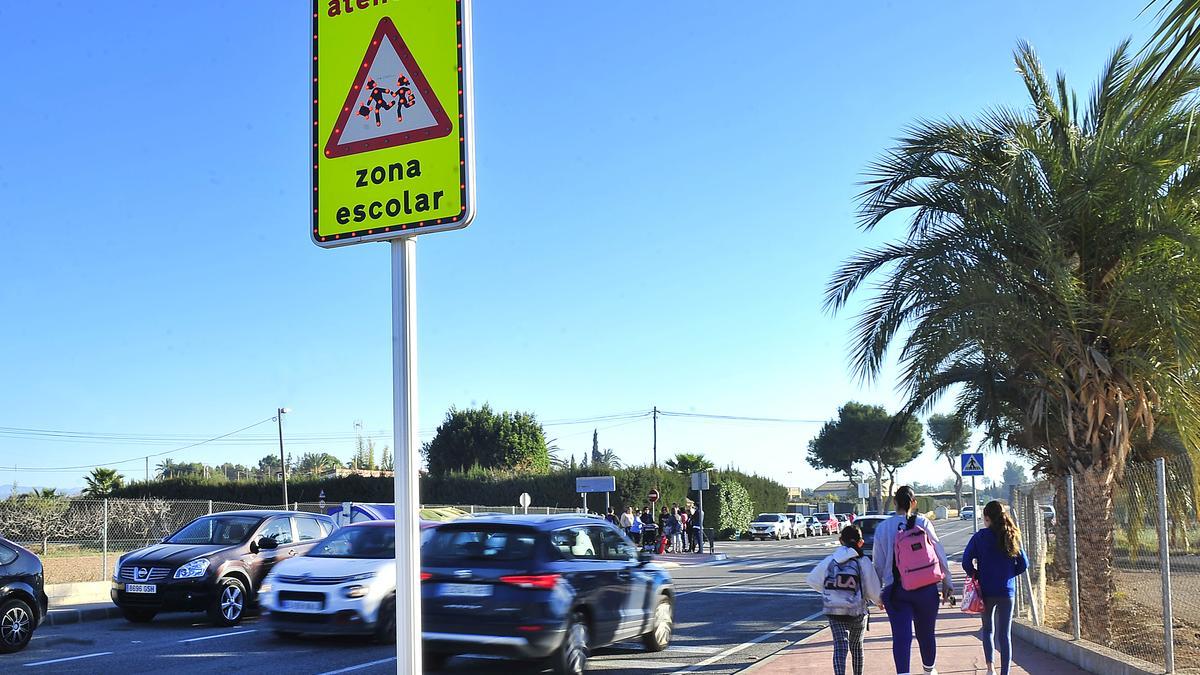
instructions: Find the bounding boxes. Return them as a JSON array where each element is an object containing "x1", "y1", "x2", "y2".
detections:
[
  {"x1": 425, "y1": 527, "x2": 539, "y2": 561},
  {"x1": 753, "y1": 514, "x2": 780, "y2": 523},
  {"x1": 309, "y1": 526, "x2": 394, "y2": 559},
  {"x1": 856, "y1": 519, "x2": 883, "y2": 537},
  {"x1": 167, "y1": 516, "x2": 261, "y2": 545}
]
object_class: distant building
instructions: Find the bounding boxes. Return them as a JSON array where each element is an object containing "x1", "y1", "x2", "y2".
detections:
[{"x1": 812, "y1": 480, "x2": 855, "y2": 500}]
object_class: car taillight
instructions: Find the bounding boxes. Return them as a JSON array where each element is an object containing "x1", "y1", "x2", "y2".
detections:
[
  {"x1": 499, "y1": 574, "x2": 560, "y2": 590},
  {"x1": 420, "y1": 573, "x2": 432, "y2": 581}
]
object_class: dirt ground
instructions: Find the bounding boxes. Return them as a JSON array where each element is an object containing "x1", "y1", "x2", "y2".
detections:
[{"x1": 1040, "y1": 570, "x2": 1200, "y2": 672}]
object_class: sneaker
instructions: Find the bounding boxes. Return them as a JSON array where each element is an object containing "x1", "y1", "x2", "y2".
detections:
[{"x1": 922, "y1": 667, "x2": 938, "y2": 675}]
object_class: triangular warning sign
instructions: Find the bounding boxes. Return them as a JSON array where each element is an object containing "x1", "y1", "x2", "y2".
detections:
[
  {"x1": 324, "y1": 17, "x2": 453, "y2": 159},
  {"x1": 963, "y1": 456, "x2": 983, "y2": 473}
]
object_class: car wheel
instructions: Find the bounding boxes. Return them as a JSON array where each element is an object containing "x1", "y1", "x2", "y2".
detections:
[
  {"x1": 208, "y1": 576, "x2": 247, "y2": 626},
  {"x1": 375, "y1": 594, "x2": 397, "y2": 644},
  {"x1": 773, "y1": 532, "x2": 780, "y2": 541},
  {"x1": 0, "y1": 598, "x2": 34, "y2": 654},
  {"x1": 549, "y1": 610, "x2": 589, "y2": 675},
  {"x1": 120, "y1": 607, "x2": 157, "y2": 623},
  {"x1": 641, "y1": 595, "x2": 673, "y2": 652}
]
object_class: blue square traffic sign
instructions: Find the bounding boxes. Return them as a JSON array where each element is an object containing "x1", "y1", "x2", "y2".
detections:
[{"x1": 961, "y1": 453, "x2": 985, "y2": 476}]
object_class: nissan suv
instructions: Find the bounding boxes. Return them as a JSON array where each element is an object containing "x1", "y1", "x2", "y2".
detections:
[
  {"x1": 0, "y1": 537, "x2": 48, "y2": 653},
  {"x1": 111, "y1": 510, "x2": 336, "y2": 626}
]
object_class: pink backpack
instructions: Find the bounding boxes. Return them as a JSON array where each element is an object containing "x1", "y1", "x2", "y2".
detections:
[{"x1": 893, "y1": 515, "x2": 945, "y2": 591}]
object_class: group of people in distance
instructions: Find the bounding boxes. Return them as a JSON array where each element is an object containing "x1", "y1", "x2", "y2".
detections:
[
  {"x1": 604, "y1": 502, "x2": 703, "y2": 553},
  {"x1": 807, "y1": 485, "x2": 1028, "y2": 675}
]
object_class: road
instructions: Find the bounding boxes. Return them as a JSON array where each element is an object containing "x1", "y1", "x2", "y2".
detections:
[{"x1": 12, "y1": 519, "x2": 976, "y2": 674}]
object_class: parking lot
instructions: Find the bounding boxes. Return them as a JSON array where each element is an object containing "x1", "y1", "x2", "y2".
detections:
[{"x1": 13, "y1": 521, "x2": 975, "y2": 674}]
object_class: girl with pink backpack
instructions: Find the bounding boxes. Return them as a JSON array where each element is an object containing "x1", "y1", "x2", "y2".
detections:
[{"x1": 871, "y1": 486, "x2": 954, "y2": 675}]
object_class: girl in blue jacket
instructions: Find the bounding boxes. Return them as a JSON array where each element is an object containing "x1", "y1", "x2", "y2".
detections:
[{"x1": 962, "y1": 500, "x2": 1029, "y2": 675}]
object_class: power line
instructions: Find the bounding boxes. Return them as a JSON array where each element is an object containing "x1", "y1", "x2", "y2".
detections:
[
  {"x1": 657, "y1": 410, "x2": 825, "y2": 424},
  {"x1": 0, "y1": 417, "x2": 277, "y2": 472}
]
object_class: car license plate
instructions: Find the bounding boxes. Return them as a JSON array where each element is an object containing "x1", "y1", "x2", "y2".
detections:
[
  {"x1": 125, "y1": 584, "x2": 156, "y2": 594},
  {"x1": 439, "y1": 583, "x2": 492, "y2": 597},
  {"x1": 281, "y1": 599, "x2": 323, "y2": 612}
]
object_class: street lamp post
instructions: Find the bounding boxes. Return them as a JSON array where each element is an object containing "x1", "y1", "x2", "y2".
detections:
[{"x1": 277, "y1": 408, "x2": 291, "y2": 508}]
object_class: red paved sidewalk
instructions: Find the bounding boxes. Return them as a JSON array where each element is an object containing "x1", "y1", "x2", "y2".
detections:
[{"x1": 747, "y1": 605, "x2": 1088, "y2": 674}]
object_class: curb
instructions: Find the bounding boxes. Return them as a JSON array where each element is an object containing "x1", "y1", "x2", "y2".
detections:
[
  {"x1": 1011, "y1": 620, "x2": 1159, "y2": 675},
  {"x1": 45, "y1": 604, "x2": 123, "y2": 627}
]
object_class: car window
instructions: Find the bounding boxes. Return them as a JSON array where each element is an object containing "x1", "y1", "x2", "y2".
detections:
[
  {"x1": 167, "y1": 515, "x2": 261, "y2": 545},
  {"x1": 857, "y1": 519, "x2": 882, "y2": 537},
  {"x1": 259, "y1": 517, "x2": 294, "y2": 545},
  {"x1": 595, "y1": 526, "x2": 636, "y2": 561},
  {"x1": 549, "y1": 526, "x2": 597, "y2": 560},
  {"x1": 425, "y1": 526, "x2": 538, "y2": 561},
  {"x1": 318, "y1": 519, "x2": 334, "y2": 537},
  {"x1": 295, "y1": 517, "x2": 324, "y2": 541},
  {"x1": 0, "y1": 544, "x2": 16, "y2": 566}
]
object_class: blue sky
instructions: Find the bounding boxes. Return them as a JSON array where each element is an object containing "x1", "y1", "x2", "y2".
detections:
[{"x1": 0, "y1": 1, "x2": 1159, "y2": 494}]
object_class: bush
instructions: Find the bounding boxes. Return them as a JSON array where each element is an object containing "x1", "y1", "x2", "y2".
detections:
[
  {"x1": 716, "y1": 480, "x2": 753, "y2": 539},
  {"x1": 110, "y1": 465, "x2": 787, "y2": 540}
]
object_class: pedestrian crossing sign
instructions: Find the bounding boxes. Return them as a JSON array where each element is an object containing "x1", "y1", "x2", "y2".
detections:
[
  {"x1": 961, "y1": 453, "x2": 985, "y2": 476},
  {"x1": 313, "y1": 0, "x2": 474, "y2": 247}
]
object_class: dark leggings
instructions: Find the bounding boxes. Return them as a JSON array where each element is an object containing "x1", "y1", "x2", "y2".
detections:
[
  {"x1": 884, "y1": 583, "x2": 940, "y2": 673},
  {"x1": 982, "y1": 596, "x2": 1014, "y2": 675}
]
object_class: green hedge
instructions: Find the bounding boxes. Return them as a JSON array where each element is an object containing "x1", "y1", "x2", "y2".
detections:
[{"x1": 110, "y1": 465, "x2": 786, "y2": 539}]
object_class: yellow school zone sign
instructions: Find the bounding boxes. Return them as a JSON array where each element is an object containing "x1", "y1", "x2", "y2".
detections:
[{"x1": 312, "y1": 0, "x2": 473, "y2": 247}]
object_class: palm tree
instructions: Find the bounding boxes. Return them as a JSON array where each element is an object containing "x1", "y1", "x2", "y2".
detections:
[
  {"x1": 155, "y1": 459, "x2": 177, "y2": 480},
  {"x1": 26, "y1": 487, "x2": 60, "y2": 499},
  {"x1": 664, "y1": 452, "x2": 714, "y2": 476},
  {"x1": 83, "y1": 467, "x2": 125, "y2": 497},
  {"x1": 593, "y1": 449, "x2": 622, "y2": 469},
  {"x1": 826, "y1": 42, "x2": 1200, "y2": 642},
  {"x1": 1143, "y1": 1, "x2": 1200, "y2": 83},
  {"x1": 926, "y1": 414, "x2": 968, "y2": 512}
]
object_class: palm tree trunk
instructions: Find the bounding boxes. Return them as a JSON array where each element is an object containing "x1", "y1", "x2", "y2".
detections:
[
  {"x1": 1050, "y1": 473, "x2": 1071, "y2": 581},
  {"x1": 1072, "y1": 464, "x2": 1116, "y2": 644}
]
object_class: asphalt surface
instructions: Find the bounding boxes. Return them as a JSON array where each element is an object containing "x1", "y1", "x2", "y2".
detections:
[{"x1": 10, "y1": 519, "x2": 976, "y2": 674}]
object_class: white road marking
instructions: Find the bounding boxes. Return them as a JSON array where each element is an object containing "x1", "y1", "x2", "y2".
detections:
[
  {"x1": 677, "y1": 562, "x2": 813, "y2": 597},
  {"x1": 316, "y1": 657, "x2": 398, "y2": 674},
  {"x1": 178, "y1": 629, "x2": 257, "y2": 643},
  {"x1": 602, "y1": 659, "x2": 688, "y2": 669},
  {"x1": 665, "y1": 644, "x2": 723, "y2": 654},
  {"x1": 24, "y1": 652, "x2": 113, "y2": 667},
  {"x1": 669, "y1": 610, "x2": 825, "y2": 674}
]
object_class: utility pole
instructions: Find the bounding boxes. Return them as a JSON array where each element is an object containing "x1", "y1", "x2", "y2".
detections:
[
  {"x1": 145, "y1": 457, "x2": 149, "y2": 484},
  {"x1": 277, "y1": 407, "x2": 291, "y2": 508},
  {"x1": 652, "y1": 406, "x2": 658, "y2": 469}
]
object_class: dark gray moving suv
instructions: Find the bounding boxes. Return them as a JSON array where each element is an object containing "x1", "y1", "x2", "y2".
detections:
[{"x1": 111, "y1": 510, "x2": 336, "y2": 626}]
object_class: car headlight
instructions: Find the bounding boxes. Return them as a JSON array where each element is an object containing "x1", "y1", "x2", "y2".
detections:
[
  {"x1": 173, "y1": 558, "x2": 210, "y2": 579},
  {"x1": 342, "y1": 585, "x2": 368, "y2": 598},
  {"x1": 113, "y1": 557, "x2": 123, "y2": 580}
]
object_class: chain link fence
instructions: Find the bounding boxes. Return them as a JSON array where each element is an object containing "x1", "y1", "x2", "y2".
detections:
[
  {"x1": 0, "y1": 498, "x2": 260, "y2": 584},
  {"x1": 0, "y1": 498, "x2": 583, "y2": 585},
  {"x1": 1012, "y1": 456, "x2": 1199, "y2": 672}
]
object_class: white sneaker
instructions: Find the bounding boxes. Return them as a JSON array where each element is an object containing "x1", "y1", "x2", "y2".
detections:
[{"x1": 922, "y1": 667, "x2": 938, "y2": 675}]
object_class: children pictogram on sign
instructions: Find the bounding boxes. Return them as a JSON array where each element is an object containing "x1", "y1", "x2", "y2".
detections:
[{"x1": 324, "y1": 17, "x2": 453, "y2": 159}]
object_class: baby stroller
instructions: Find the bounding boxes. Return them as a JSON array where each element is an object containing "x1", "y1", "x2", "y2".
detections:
[{"x1": 640, "y1": 523, "x2": 659, "y2": 552}]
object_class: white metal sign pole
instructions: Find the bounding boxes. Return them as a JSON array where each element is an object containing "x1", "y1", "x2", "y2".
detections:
[
  {"x1": 392, "y1": 236, "x2": 420, "y2": 673},
  {"x1": 972, "y1": 475, "x2": 978, "y2": 532}
]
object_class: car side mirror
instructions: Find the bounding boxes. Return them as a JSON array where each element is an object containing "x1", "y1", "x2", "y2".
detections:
[
  {"x1": 637, "y1": 551, "x2": 653, "y2": 566},
  {"x1": 257, "y1": 536, "x2": 278, "y2": 551}
]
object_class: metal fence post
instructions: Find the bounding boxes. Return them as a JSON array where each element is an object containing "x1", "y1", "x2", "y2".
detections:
[
  {"x1": 207, "y1": 500, "x2": 213, "y2": 515},
  {"x1": 1156, "y1": 457, "x2": 1176, "y2": 673},
  {"x1": 1066, "y1": 473, "x2": 1081, "y2": 641},
  {"x1": 102, "y1": 499, "x2": 109, "y2": 581}
]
